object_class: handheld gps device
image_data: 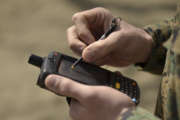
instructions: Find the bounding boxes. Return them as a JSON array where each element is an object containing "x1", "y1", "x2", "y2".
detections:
[{"x1": 28, "y1": 51, "x2": 140, "y2": 105}]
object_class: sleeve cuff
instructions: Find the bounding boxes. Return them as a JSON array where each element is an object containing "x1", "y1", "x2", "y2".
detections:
[{"x1": 135, "y1": 44, "x2": 167, "y2": 75}]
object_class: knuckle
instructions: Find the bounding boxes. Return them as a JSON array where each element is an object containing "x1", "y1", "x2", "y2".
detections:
[
  {"x1": 66, "y1": 26, "x2": 76, "y2": 37},
  {"x1": 51, "y1": 79, "x2": 69, "y2": 95},
  {"x1": 66, "y1": 27, "x2": 72, "y2": 34},
  {"x1": 94, "y1": 7, "x2": 110, "y2": 13},
  {"x1": 53, "y1": 79, "x2": 61, "y2": 91},
  {"x1": 57, "y1": 80, "x2": 69, "y2": 94},
  {"x1": 94, "y1": 7, "x2": 105, "y2": 11},
  {"x1": 78, "y1": 31, "x2": 86, "y2": 39},
  {"x1": 72, "y1": 12, "x2": 84, "y2": 22},
  {"x1": 72, "y1": 13, "x2": 79, "y2": 21},
  {"x1": 46, "y1": 74, "x2": 55, "y2": 80},
  {"x1": 69, "y1": 42, "x2": 77, "y2": 51}
]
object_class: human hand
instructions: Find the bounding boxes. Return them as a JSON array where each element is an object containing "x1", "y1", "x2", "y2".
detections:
[
  {"x1": 45, "y1": 74, "x2": 135, "y2": 120},
  {"x1": 67, "y1": 7, "x2": 153, "y2": 67}
]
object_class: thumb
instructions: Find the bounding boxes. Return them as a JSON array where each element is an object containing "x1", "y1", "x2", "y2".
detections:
[
  {"x1": 82, "y1": 33, "x2": 118, "y2": 62},
  {"x1": 45, "y1": 75, "x2": 88, "y2": 102}
]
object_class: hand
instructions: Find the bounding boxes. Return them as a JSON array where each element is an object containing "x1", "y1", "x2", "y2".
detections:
[
  {"x1": 45, "y1": 75, "x2": 135, "y2": 120},
  {"x1": 67, "y1": 7, "x2": 153, "y2": 67}
]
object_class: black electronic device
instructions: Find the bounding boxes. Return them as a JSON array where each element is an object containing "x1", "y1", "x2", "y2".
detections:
[{"x1": 28, "y1": 51, "x2": 140, "y2": 105}]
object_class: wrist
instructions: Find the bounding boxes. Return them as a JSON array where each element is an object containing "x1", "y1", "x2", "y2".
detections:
[
  {"x1": 115, "y1": 107, "x2": 135, "y2": 120},
  {"x1": 141, "y1": 29, "x2": 154, "y2": 63},
  {"x1": 133, "y1": 27, "x2": 153, "y2": 66},
  {"x1": 135, "y1": 29, "x2": 154, "y2": 67}
]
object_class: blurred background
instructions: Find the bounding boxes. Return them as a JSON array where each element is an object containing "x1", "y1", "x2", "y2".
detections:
[{"x1": 0, "y1": 0, "x2": 177, "y2": 119}]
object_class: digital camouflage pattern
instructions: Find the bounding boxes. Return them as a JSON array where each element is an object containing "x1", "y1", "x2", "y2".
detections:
[{"x1": 119, "y1": 3, "x2": 180, "y2": 120}]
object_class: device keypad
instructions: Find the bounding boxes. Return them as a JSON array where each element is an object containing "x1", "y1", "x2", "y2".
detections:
[{"x1": 113, "y1": 75, "x2": 140, "y2": 105}]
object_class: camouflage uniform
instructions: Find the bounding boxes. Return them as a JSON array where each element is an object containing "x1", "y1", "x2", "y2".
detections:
[{"x1": 119, "y1": 3, "x2": 180, "y2": 120}]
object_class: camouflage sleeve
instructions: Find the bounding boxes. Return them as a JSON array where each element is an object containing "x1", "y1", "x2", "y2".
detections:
[
  {"x1": 118, "y1": 107, "x2": 160, "y2": 120},
  {"x1": 168, "y1": 31, "x2": 180, "y2": 120},
  {"x1": 136, "y1": 18, "x2": 176, "y2": 74}
]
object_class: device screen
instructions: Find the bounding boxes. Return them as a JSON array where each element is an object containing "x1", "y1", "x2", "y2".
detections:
[{"x1": 58, "y1": 57, "x2": 110, "y2": 86}]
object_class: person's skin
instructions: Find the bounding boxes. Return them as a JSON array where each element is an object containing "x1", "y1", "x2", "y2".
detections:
[
  {"x1": 45, "y1": 75, "x2": 134, "y2": 120},
  {"x1": 67, "y1": 7, "x2": 153, "y2": 66},
  {"x1": 45, "y1": 7, "x2": 153, "y2": 120}
]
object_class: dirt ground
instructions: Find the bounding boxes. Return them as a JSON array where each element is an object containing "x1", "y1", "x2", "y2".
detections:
[{"x1": 0, "y1": 0, "x2": 177, "y2": 120}]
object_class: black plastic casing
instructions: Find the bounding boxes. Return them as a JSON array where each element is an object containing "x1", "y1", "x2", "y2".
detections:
[{"x1": 29, "y1": 51, "x2": 140, "y2": 105}]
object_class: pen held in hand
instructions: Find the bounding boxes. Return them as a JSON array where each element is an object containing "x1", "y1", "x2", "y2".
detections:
[{"x1": 71, "y1": 18, "x2": 118, "y2": 69}]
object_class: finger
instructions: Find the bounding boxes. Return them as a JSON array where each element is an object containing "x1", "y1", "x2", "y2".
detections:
[
  {"x1": 67, "y1": 26, "x2": 87, "y2": 56},
  {"x1": 93, "y1": 51, "x2": 131, "y2": 67},
  {"x1": 94, "y1": 54, "x2": 112, "y2": 66},
  {"x1": 45, "y1": 75, "x2": 89, "y2": 102},
  {"x1": 82, "y1": 32, "x2": 120, "y2": 63},
  {"x1": 73, "y1": 8, "x2": 99, "y2": 25},
  {"x1": 95, "y1": 57, "x2": 131, "y2": 67},
  {"x1": 72, "y1": 10, "x2": 98, "y2": 44}
]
